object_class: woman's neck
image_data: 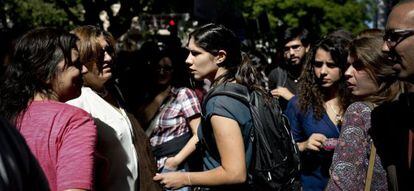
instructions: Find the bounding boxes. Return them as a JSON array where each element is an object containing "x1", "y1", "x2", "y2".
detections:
[
  {"x1": 33, "y1": 92, "x2": 58, "y2": 101},
  {"x1": 212, "y1": 67, "x2": 228, "y2": 82},
  {"x1": 93, "y1": 87, "x2": 109, "y2": 98},
  {"x1": 322, "y1": 84, "x2": 340, "y2": 101}
]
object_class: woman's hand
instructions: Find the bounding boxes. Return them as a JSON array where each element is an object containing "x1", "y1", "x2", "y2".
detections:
[
  {"x1": 298, "y1": 133, "x2": 327, "y2": 151},
  {"x1": 164, "y1": 157, "x2": 179, "y2": 170},
  {"x1": 271, "y1": 86, "x2": 294, "y2": 100},
  {"x1": 153, "y1": 172, "x2": 189, "y2": 190}
]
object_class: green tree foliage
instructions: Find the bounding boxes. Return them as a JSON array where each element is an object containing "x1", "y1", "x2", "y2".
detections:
[
  {"x1": 1, "y1": 0, "x2": 375, "y2": 39},
  {"x1": 243, "y1": 0, "x2": 374, "y2": 37},
  {"x1": 2, "y1": 0, "x2": 72, "y2": 29},
  {"x1": 0, "y1": 0, "x2": 158, "y2": 38}
]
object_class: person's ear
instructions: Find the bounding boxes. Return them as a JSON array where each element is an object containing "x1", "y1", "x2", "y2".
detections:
[{"x1": 215, "y1": 50, "x2": 227, "y2": 65}]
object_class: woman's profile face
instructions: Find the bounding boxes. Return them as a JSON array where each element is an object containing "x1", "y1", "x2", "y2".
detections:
[
  {"x1": 345, "y1": 56, "x2": 378, "y2": 97},
  {"x1": 83, "y1": 35, "x2": 113, "y2": 90},
  {"x1": 51, "y1": 49, "x2": 87, "y2": 102},
  {"x1": 313, "y1": 48, "x2": 342, "y2": 88},
  {"x1": 185, "y1": 37, "x2": 218, "y2": 81}
]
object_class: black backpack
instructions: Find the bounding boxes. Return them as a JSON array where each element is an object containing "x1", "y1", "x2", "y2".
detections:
[{"x1": 202, "y1": 83, "x2": 300, "y2": 191}]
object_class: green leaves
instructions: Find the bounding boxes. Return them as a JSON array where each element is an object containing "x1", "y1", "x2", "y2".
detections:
[
  {"x1": 243, "y1": 0, "x2": 373, "y2": 36},
  {"x1": 3, "y1": 0, "x2": 77, "y2": 29}
]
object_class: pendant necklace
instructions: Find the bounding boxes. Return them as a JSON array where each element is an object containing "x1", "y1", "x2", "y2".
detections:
[{"x1": 327, "y1": 102, "x2": 342, "y2": 125}]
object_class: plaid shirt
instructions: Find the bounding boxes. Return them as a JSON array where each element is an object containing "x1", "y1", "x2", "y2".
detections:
[{"x1": 149, "y1": 87, "x2": 201, "y2": 168}]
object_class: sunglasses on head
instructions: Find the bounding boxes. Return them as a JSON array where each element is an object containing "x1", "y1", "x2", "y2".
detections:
[{"x1": 383, "y1": 28, "x2": 414, "y2": 49}]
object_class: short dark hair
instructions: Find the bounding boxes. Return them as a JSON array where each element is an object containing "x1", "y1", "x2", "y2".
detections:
[{"x1": 281, "y1": 27, "x2": 313, "y2": 47}]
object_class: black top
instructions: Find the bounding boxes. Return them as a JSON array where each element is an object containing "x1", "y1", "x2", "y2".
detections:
[
  {"x1": 268, "y1": 66, "x2": 300, "y2": 111},
  {"x1": 0, "y1": 117, "x2": 50, "y2": 191},
  {"x1": 371, "y1": 93, "x2": 414, "y2": 191}
]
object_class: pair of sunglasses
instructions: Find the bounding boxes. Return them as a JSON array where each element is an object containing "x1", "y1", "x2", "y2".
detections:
[{"x1": 383, "y1": 28, "x2": 414, "y2": 49}]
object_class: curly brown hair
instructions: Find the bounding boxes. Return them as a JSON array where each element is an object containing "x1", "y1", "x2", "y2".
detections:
[{"x1": 297, "y1": 35, "x2": 352, "y2": 120}]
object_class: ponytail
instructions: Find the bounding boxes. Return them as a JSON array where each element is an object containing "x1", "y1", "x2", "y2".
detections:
[{"x1": 236, "y1": 52, "x2": 271, "y2": 102}]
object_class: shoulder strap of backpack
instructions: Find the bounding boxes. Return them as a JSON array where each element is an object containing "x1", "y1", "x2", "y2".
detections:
[
  {"x1": 200, "y1": 83, "x2": 252, "y2": 162},
  {"x1": 202, "y1": 83, "x2": 251, "y2": 114}
]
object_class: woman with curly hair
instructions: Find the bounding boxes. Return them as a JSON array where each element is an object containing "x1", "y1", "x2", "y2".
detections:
[{"x1": 285, "y1": 35, "x2": 352, "y2": 190}]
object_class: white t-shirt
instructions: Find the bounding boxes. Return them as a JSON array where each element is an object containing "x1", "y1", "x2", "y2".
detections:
[{"x1": 67, "y1": 87, "x2": 138, "y2": 191}]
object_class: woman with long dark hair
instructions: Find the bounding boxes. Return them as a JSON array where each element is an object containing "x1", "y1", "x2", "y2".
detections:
[
  {"x1": 0, "y1": 28, "x2": 96, "y2": 191},
  {"x1": 285, "y1": 35, "x2": 352, "y2": 190},
  {"x1": 153, "y1": 23, "x2": 269, "y2": 190}
]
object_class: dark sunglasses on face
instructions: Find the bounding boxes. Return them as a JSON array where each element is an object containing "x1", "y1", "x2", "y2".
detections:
[
  {"x1": 155, "y1": 65, "x2": 173, "y2": 73},
  {"x1": 99, "y1": 46, "x2": 114, "y2": 58},
  {"x1": 96, "y1": 46, "x2": 114, "y2": 65},
  {"x1": 383, "y1": 28, "x2": 414, "y2": 49}
]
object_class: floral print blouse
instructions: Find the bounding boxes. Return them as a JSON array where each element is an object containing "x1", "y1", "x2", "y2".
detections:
[{"x1": 326, "y1": 102, "x2": 387, "y2": 190}]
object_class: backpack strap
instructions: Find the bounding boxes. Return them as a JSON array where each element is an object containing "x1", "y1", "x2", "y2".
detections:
[
  {"x1": 202, "y1": 83, "x2": 250, "y2": 111},
  {"x1": 364, "y1": 142, "x2": 376, "y2": 191},
  {"x1": 152, "y1": 132, "x2": 192, "y2": 158},
  {"x1": 362, "y1": 101, "x2": 376, "y2": 191},
  {"x1": 200, "y1": 83, "x2": 251, "y2": 161}
]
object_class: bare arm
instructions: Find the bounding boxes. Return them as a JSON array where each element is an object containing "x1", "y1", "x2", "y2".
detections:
[
  {"x1": 164, "y1": 116, "x2": 201, "y2": 169},
  {"x1": 154, "y1": 115, "x2": 247, "y2": 189}
]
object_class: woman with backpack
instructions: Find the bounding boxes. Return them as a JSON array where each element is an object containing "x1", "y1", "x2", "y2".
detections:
[
  {"x1": 153, "y1": 23, "x2": 270, "y2": 190},
  {"x1": 285, "y1": 35, "x2": 352, "y2": 190},
  {"x1": 326, "y1": 30, "x2": 401, "y2": 190}
]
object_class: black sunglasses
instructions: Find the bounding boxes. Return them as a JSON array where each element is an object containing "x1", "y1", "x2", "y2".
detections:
[{"x1": 383, "y1": 29, "x2": 414, "y2": 49}]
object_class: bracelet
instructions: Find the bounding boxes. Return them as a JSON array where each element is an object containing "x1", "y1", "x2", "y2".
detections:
[{"x1": 186, "y1": 172, "x2": 192, "y2": 186}]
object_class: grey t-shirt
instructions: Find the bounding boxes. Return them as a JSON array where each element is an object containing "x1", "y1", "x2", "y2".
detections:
[{"x1": 198, "y1": 95, "x2": 253, "y2": 171}]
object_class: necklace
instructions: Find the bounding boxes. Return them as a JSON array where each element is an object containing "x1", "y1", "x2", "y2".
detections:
[{"x1": 327, "y1": 102, "x2": 342, "y2": 125}]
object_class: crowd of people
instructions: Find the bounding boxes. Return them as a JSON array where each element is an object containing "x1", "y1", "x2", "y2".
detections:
[{"x1": 0, "y1": 1, "x2": 413, "y2": 191}]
